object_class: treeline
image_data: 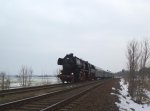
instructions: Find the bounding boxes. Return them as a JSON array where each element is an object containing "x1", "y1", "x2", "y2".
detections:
[{"x1": 126, "y1": 38, "x2": 150, "y2": 103}]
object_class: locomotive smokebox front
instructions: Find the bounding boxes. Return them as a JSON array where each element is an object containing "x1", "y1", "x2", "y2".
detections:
[{"x1": 57, "y1": 58, "x2": 63, "y2": 65}]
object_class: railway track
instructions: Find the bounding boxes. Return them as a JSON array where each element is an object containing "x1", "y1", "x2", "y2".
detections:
[
  {"x1": 0, "y1": 80, "x2": 103, "y2": 111},
  {"x1": 0, "y1": 84, "x2": 63, "y2": 96},
  {"x1": 0, "y1": 81, "x2": 95, "y2": 104},
  {"x1": 0, "y1": 83, "x2": 66, "y2": 104}
]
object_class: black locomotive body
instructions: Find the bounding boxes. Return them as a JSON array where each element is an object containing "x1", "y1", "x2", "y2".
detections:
[{"x1": 57, "y1": 53, "x2": 112, "y2": 83}]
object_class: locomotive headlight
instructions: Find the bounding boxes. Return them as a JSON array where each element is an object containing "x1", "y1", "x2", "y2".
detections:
[{"x1": 71, "y1": 73, "x2": 74, "y2": 75}]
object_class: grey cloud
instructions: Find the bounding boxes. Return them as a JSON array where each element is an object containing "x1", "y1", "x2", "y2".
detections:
[{"x1": 0, "y1": 0, "x2": 150, "y2": 74}]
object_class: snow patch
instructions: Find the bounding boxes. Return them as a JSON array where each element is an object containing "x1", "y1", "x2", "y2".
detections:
[
  {"x1": 112, "y1": 87, "x2": 116, "y2": 90},
  {"x1": 111, "y1": 79, "x2": 150, "y2": 111},
  {"x1": 144, "y1": 89, "x2": 150, "y2": 99}
]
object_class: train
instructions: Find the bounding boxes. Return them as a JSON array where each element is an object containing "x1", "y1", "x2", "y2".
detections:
[{"x1": 57, "y1": 53, "x2": 113, "y2": 83}]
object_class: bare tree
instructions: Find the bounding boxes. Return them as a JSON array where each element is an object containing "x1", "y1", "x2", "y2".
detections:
[
  {"x1": 5, "y1": 75, "x2": 10, "y2": 89},
  {"x1": 41, "y1": 73, "x2": 50, "y2": 85},
  {"x1": 137, "y1": 39, "x2": 150, "y2": 102},
  {"x1": 28, "y1": 68, "x2": 33, "y2": 86},
  {"x1": 55, "y1": 68, "x2": 62, "y2": 83},
  {"x1": 126, "y1": 39, "x2": 140, "y2": 98},
  {"x1": 0, "y1": 72, "x2": 5, "y2": 90},
  {"x1": 18, "y1": 66, "x2": 33, "y2": 87},
  {"x1": 126, "y1": 38, "x2": 150, "y2": 103},
  {"x1": 139, "y1": 39, "x2": 150, "y2": 69},
  {"x1": 127, "y1": 40, "x2": 140, "y2": 76},
  {"x1": 0, "y1": 72, "x2": 10, "y2": 90}
]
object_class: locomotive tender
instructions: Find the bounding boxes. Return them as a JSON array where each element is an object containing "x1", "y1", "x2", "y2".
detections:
[{"x1": 57, "y1": 53, "x2": 112, "y2": 83}]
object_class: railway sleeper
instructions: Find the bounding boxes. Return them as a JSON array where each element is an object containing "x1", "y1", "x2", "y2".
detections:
[
  {"x1": 31, "y1": 102, "x2": 49, "y2": 105},
  {"x1": 19, "y1": 107, "x2": 43, "y2": 111},
  {"x1": 58, "y1": 109, "x2": 68, "y2": 111},
  {"x1": 10, "y1": 109, "x2": 30, "y2": 111},
  {"x1": 23, "y1": 104, "x2": 46, "y2": 108}
]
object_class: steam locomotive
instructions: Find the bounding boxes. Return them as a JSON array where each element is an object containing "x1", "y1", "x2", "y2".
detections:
[{"x1": 57, "y1": 53, "x2": 113, "y2": 83}]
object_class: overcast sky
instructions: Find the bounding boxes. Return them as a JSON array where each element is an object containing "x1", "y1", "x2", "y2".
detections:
[{"x1": 0, "y1": 0, "x2": 150, "y2": 75}]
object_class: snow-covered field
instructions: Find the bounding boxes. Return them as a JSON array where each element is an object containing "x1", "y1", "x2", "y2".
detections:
[
  {"x1": 111, "y1": 79, "x2": 150, "y2": 111},
  {"x1": 9, "y1": 76, "x2": 61, "y2": 89}
]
